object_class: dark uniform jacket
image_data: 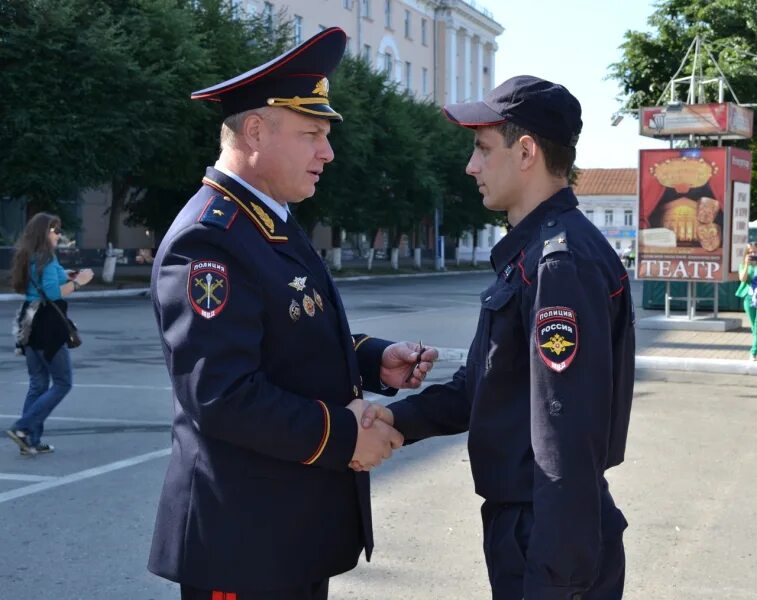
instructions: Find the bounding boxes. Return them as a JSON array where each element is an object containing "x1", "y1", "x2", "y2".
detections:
[
  {"x1": 390, "y1": 187, "x2": 635, "y2": 597},
  {"x1": 148, "y1": 167, "x2": 394, "y2": 592}
]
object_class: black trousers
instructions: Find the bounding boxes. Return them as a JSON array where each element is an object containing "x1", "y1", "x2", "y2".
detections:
[
  {"x1": 481, "y1": 502, "x2": 625, "y2": 600},
  {"x1": 180, "y1": 579, "x2": 329, "y2": 600}
]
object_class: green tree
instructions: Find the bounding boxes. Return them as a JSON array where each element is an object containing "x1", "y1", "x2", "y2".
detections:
[
  {"x1": 608, "y1": 0, "x2": 757, "y2": 213},
  {"x1": 126, "y1": 2, "x2": 293, "y2": 243}
]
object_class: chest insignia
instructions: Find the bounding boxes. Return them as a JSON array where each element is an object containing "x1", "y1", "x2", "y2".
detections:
[
  {"x1": 302, "y1": 294, "x2": 316, "y2": 317},
  {"x1": 313, "y1": 289, "x2": 324, "y2": 311},
  {"x1": 535, "y1": 306, "x2": 578, "y2": 372},
  {"x1": 289, "y1": 299, "x2": 301, "y2": 322},
  {"x1": 188, "y1": 260, "x2": 229, "y2": 320},
  {"x1": 288, "y1": 276, "x2": 307, "y2": 292}
]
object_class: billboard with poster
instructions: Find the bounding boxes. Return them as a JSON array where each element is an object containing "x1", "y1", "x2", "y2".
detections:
[
  {"x1": 637, "y1": 147, "x2": 752, "y2": 282},
  {"x1": 639, "y1": 103, "x2": 753, "y2": 140}
]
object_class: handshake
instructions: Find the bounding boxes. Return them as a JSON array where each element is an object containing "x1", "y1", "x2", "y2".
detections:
[
  {"x1": 345, "y1": 340, "x2": 438, "y2": 471},
  {"x1": 346, "y1": 398, "x2": 400, "y2": 472}
]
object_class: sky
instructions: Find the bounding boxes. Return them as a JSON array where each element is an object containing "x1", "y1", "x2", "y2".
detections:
[{"x1": 477, "y1": 0, "x2": 669, "y2": 169}]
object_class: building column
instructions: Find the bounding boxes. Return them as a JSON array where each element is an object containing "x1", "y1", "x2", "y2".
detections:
[
  {"x1": 446, "y1": 25, "x2": 457, "y2": 104},
  {"x1": 476, "y1": 38, "x2": 484, "y2": 100},
  {"x1": 462, "y1": 29, "x2": 471, "y2": 101},
  {"x1": 487, "y1": 45, "x2": 496, "y2": 91}
]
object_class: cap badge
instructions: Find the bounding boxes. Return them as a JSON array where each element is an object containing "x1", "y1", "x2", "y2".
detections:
[
  {"x1": 313, "y1": 78, "x2": 329, "y2": 97},
  {"x1": 288, "y1": 276, "x2": 307, "y2": 292}
]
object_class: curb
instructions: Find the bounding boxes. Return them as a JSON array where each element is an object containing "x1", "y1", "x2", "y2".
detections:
[
  {"x1": 0, "y1": 270, "x2": 491, "y2": 302},
  {"x1": 0, "y1": 288, "x2": 150, "y2": 302},
  {"x1": 435, "y1": 347, "x2": 757, "y2": 375}
]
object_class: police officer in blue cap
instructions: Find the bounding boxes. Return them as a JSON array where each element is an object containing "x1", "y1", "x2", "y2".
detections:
[
  {"x1": 362, "y1": 76, "x2": 635, "y2": 599},
  {"x1": 147, "y1": 27, "x2": 437, "y2": 600}
]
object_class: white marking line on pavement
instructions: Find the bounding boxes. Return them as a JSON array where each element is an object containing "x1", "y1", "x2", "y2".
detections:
[
  {"x1": 0, "y1": 447, "x2": 171, "y2": 505},
  {"x1": 350, "y1": 306, "x2": 465, "y2": 324},
  {"x1": 0, "y1": 414, "x2": 168, "y2": 426},
  {"x1": 0, "y1": 473, "x2": 57, "y2": 482},
  {"x1": 0, "y1": 381, "x2": 172, "y2": 391}
]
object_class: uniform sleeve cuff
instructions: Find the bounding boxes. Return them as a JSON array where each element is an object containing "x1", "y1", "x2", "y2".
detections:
[{"x1": 303, "y1": 403, "x2": 357, "y2": 470}]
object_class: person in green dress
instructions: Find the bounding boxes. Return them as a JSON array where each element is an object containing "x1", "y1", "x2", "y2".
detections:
[{"x1": 735, "y1": 242, "x2": 757, "y2": 360}]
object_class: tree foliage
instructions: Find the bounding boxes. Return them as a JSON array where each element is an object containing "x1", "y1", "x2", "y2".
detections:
[{"x1": 609, "y1": 0, "x2": 757, "y2": 212}]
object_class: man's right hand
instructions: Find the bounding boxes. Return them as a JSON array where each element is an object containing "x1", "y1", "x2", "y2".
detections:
[{"x1": 346, "y1": 399, "x2": 402, "y2": 471}]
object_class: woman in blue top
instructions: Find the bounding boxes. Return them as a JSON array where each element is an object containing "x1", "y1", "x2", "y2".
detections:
[
  {"x1": 6, "y1": 213, "x2": 93, "y2": 455},
  {"x1": 735, "y1": 242, "x2": 757, "y2": 361}
]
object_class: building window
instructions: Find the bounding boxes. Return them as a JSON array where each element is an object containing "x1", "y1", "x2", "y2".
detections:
[
  {"x1": 604, "y1": 210, "x2": 613, "y2": 226},
  {"x1": 624, "y1": 210, "x2": 633, "y2": 226},
  {"x1": 585, "y1": 209, "x2": 594, "y2": 223},
  {"x1": 293, "y1": 15, "x2": 303, "y2": 45},
  {"x1": 405, "y1": 61, "x2": 411, "y2": 89},
  {"x1": 421, "y1": 18, "x2": 427, "y2": 46},
  {"x1": 343, "y1": 0, "x2": 352, "y2": 8},
  {"x1": 263, "y1": 1, "x2": 273, "y2": 32},
  {"x1": 363, "y1": 44, "x2": 371, "y2": 61},
  {"x1": 346, "y1": 36, "x2": 352, "y2": 54},
  {"x1": 384, "y1": 0, "x2": 392, "y2": 29},
  {"x1": 383, "y1": 52, "x2": 393, "y2": 77},
  {"x1": 404, "y1": 9, "x2": 411, "y2": 38},
  {"x1": 421, "y1": 67, "x2": 428, "y2": 95},
  {"x1": 361, "y1": 0, "x2": 371, "y2": 19},
  {"x1": 615, "y1": 241, "x2": 621, "y2": 250}
]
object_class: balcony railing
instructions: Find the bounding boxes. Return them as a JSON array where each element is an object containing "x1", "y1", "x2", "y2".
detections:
[{"x1": 460, "y1": 0, "x2": 495, "y2": 20}]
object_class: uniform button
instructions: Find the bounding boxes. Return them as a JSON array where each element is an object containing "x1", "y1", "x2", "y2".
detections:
[
  {"x1": 484, "y1": 295, "x2": 492, "y2": 302},
  {"x1": 546, "y1": 219, "x2": 556, "y2": 227},
  {"x1": 550, "y1": 400, "x2": 563, "y2": 415}
]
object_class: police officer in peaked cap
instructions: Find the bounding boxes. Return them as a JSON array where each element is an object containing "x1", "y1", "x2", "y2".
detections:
[
  {"x1": 361, "y1": 75, "x2": 636, "y2": 599},
  {"x1": 147, "y1": 27, "x2": 438, "y2": 600}
]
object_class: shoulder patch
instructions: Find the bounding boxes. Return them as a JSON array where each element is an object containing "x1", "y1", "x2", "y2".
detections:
[
  {"x1": 535, "y1": 306, "x2": 578, "y2": 372},
  {"x1": 188, "y1": 260, "x2": 229, "y2": 319},
  {"x1": 197, "y1": 194, "x2": 239, "y2": 230}
]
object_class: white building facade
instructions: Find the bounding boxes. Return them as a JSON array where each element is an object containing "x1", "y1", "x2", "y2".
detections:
[{"x1": 573, "y1": 169, "x2": 638, "y2": 256}]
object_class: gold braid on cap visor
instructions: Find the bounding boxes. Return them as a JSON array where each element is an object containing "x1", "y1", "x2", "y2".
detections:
[{"x1": 266, "y1": 95, "x2": 342, "y2": 118}]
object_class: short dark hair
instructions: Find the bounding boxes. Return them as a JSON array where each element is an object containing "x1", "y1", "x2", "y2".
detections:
[{"x1": 495, "y1": 121, "x2": 576, "y2": 178}]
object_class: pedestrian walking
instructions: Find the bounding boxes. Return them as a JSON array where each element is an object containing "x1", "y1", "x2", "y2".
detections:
[
  {"x1": 362, "y1": 75, "x2": 635, "y2": 599},
  {"x1": 735, "y1": 242, "x2": 757, "y2": 360},
  {"x1": 6, "y1": 212, "x2": 93, "y2": 455},
  {"x1": 147, "y1": 27, "x2": 436, "y2": 600}
]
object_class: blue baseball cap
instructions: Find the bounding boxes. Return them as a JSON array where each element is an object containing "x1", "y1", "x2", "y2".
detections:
[
  {"x1": 443, "y1": 75, "x2": 583, "y2": 147},
  {"x1": 191, "y1": 27, "x2": 346, "y2": 121}
]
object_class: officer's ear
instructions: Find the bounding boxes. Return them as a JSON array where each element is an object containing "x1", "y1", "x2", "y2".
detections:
[
  {"x1": 241, "y1": 112, "x2": 265, "y2": 151},
  {"x1": 517, "y1": 135, "x2": 539, "y2": 171}
]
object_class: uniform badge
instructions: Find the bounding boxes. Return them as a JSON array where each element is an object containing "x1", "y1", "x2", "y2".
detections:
[
  {"x1": 313, "y1": 289, "x2": 324, "y2": 311},
  {"x1": 288, "y1": 276, "x2": 307, "y2": 292},
  {"x1": 289, "y1": 299, "x2": 301, "y2": 322},
  {"x1": 188, "y1": 260, "x2": 229, "y2": 319},
  {"x1": 302, "y1": 294, "x2": 316, "y2": 317},
  {"x1": 535, "y1": 306, "x2": 578, "y2": 372}
]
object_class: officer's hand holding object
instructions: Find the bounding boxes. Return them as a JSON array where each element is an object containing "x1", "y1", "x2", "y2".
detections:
[{"x1": 379, "y1": 341, "x2": 439, "y2": 389}]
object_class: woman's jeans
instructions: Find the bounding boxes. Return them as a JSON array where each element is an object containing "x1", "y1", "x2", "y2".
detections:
[
  {"x1": 14, "y1": 346, "x2": 72, "y2": 446},
  {"x1": 744, "y1": 297, "x2": 757, "y2": 357}
]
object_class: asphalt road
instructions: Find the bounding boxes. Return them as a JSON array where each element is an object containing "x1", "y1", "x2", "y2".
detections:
[{"x1": 0, "y1": 272, "x2": 754, "y2": 599}]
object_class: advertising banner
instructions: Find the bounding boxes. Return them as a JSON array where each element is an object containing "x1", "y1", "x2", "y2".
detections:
[
  {"x1": 638, "y1": 147, "x2": 729, "y2": 281},
  {"x1": 639, "y1": 102, "x2": 753, "y2": 140}
]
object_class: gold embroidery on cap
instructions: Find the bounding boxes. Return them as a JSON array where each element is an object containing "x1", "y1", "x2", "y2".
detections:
[{"x1": 313, "y1": 78, "x2": 329, "y2": 97}]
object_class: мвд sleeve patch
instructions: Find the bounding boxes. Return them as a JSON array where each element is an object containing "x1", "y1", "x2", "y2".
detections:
[
  {"x1": 188, "y1": 260, "x2": 229, "y2": 319},
  {"x1": 535, "y1": 306, "x2": 578, "y2": 372}
]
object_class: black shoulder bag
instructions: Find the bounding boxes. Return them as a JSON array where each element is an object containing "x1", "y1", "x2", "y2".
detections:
[{"x1": 29, "y1": 277, "x2": 83, "y2": 349}]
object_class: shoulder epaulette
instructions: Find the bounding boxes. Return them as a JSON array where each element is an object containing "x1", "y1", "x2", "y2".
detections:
[
  {"x1": 197, "y1": 194, "x2": 239, "y2": 230},
  {"x1": 540, "y1": 218, "x2": 569, "y2": 258}
]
